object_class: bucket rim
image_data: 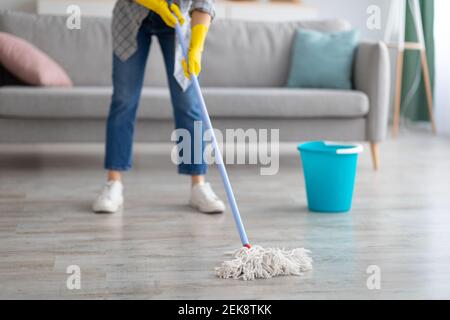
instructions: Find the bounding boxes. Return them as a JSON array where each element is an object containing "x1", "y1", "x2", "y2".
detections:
[{"x1": 297, "y1": 141, "x2": 364, "y2": 155}]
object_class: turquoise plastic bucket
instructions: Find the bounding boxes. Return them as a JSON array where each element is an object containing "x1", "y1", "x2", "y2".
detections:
[{"x1": 298, "y1": 141, "x2": 363, "y2": 213}]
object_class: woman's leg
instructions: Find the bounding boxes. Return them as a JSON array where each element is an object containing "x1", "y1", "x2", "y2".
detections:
[
  {"x1": 191, "y1": 175, "x2": 205, "y2": 186},
  {"x1": 156, "y1": 26, "x2": 224, "y2": 213},
  {"x1": 104, "y1": 25, "x2": 153, "y2": 179},
  {"x1": 94, "y1": 21, "x2": 153, "y2": 213},
  {"x1": 157, "y1": 29, "x2": 208, "y2": 181}
]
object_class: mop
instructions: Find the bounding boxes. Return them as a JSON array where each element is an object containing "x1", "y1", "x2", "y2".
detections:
[{"x1": 172, "y1": 14, "x2": 313, "y2": 280}]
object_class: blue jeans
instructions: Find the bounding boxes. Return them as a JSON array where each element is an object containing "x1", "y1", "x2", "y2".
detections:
[{"x1": 104, "y1": 12, "x2": 207, "y2": 175}]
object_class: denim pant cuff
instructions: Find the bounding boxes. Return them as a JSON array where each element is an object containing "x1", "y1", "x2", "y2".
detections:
[
  {"x1": 104, "y1": 164, "x2": 132, "y2": 171},
  {"x1": 178, "y1": 165, "x2": 207, "y2": 176}
]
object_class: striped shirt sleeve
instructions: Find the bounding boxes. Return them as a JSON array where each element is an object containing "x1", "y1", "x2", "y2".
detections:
[{"x1": 190, "y1": 0, "x2": 215, "y2": 20}]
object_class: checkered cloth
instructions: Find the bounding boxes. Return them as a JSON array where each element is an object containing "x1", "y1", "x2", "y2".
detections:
[{"x1": 112, "y1": 0, "x2": 215, "y2": 91}]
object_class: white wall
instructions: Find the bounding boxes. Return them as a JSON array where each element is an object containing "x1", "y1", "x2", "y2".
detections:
[
  {"x1": 0, "y1": 0, "x2": 35, "y2": 12},
  {"x1": 1, "y1": 0, "x2": 389, "y2": 33},
  {"x1": 435, "y1": 0, "x2": 450, "y2": 136},
  {"x1": 304, "y1": 0, "x2": 392, "y2": 40},
  {"x1": 2, "y1": 0, "x2": 391, "y2": 40}
]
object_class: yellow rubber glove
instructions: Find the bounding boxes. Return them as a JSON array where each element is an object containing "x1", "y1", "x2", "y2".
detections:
[
  {"x1": 135, "y1": 0, "x2": 184, "y2": 27},
  {"x1": 182, "y1": 24, "x2": 208, "y2": 79}
]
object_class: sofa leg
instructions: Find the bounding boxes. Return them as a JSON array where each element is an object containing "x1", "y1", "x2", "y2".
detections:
[{"x1": 370, "y1": 142, "x2": 380, "y2": 171}]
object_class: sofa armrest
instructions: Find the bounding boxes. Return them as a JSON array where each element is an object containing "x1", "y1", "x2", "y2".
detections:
[{"x1": 354, "y1": 41, "x2": 391, "y2": 142}]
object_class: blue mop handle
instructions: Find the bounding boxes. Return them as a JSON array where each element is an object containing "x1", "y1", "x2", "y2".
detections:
[{"x1": 174, "y1": 22, "x2": 250, "y2": 248}]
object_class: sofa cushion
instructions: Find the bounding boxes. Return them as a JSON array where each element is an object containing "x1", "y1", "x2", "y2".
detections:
[
  {"x1": 202, "y1": 19, "x2": 351, "y2": 87},
  {"x1": 0, "y1": 10, "x2": 351, "y2": 87},
  {"x1": 0, "y1": 87, "x2": 369, "y2": 119},
  {"x1": 0, "y1": 10, "x2": 114, "y2": 87},
  {"x1": 287, "y1": 29, "x2": 359, "y2": 89},
  {"x1": 0, "y1": 32, "x2": 73, "y2": 87}
]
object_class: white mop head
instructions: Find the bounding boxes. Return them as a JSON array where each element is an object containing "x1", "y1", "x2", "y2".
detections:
[{"x1": 215, "y1": 245, "x2": 313, "y2": 280}]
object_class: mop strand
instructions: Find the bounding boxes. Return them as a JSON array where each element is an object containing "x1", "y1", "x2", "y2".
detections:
[{"x1": 215, "y1": 246, "x2": 313, "y2": 281}]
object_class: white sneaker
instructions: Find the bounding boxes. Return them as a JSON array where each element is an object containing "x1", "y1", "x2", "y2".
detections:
[
  {"x1": 92, "y1": 180, "x2": 124, "y2": 213},
  {"x1": 190, "y1": 183, "x2": 225, "y2": 214}
]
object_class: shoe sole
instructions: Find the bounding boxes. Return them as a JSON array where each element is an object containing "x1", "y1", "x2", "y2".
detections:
[
  {"x1": 93, "y1": 203, "x2": 123, "y2": 214},
  {"x1": 189, "y1": 202, "x2": 224, "y2": 214}
]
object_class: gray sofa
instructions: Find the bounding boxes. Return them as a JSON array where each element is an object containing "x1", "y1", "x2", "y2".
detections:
[{"x1": 0, "y1": 10, "x2": 390, "y2": 169}]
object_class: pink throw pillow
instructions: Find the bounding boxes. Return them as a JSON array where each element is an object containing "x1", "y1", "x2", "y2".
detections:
[{"x1": 0, "y1": 32, "x2": 73, "y2": 87}]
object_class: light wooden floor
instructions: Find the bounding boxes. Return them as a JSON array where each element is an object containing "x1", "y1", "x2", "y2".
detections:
[{"x1": 1, "y1": 130, "x2": 449, "y2": 299}]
